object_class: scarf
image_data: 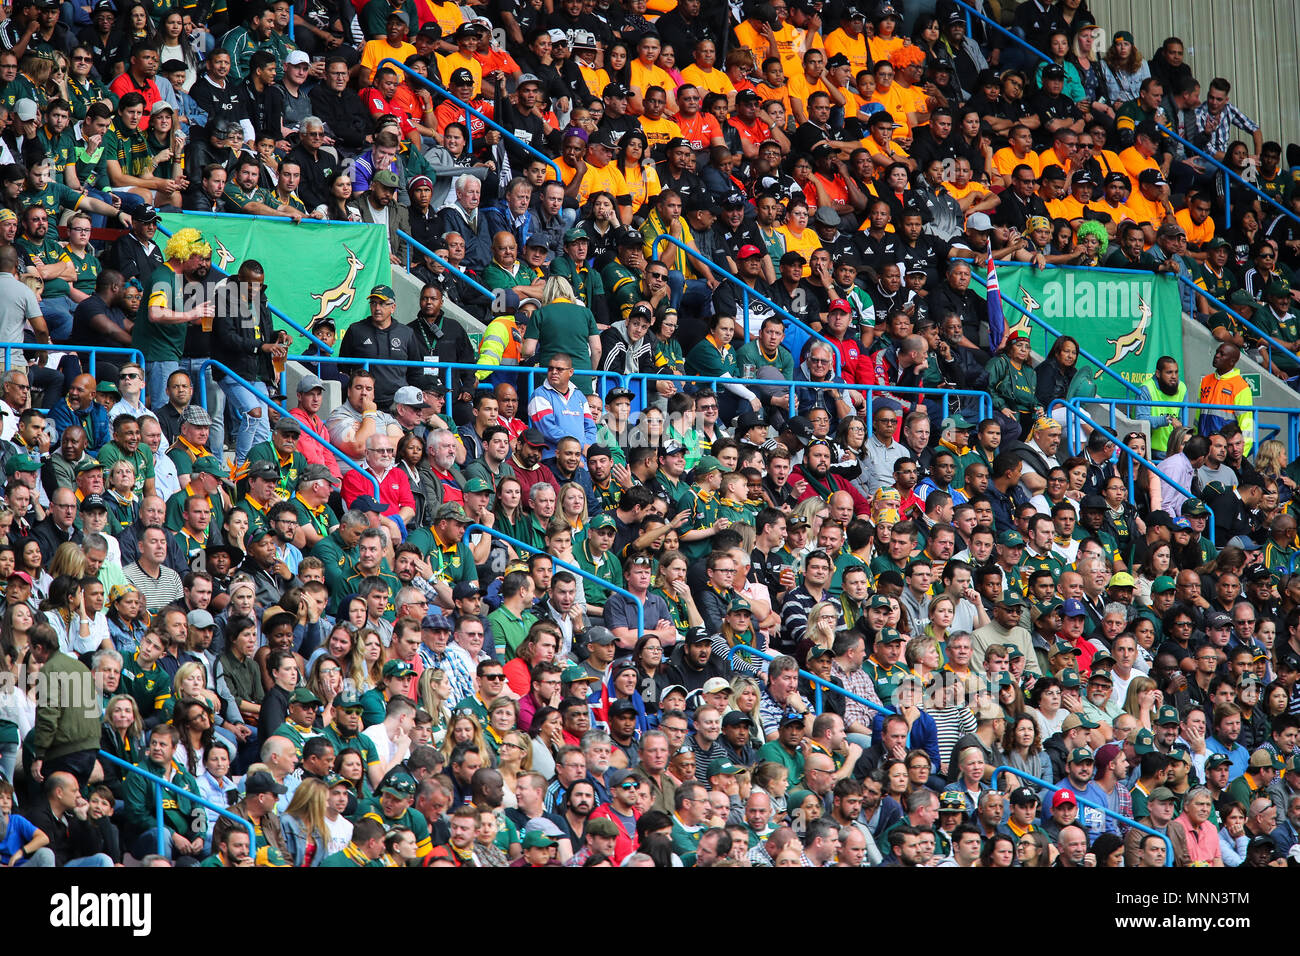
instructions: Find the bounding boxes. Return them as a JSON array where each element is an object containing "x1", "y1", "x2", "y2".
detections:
[{"x1": 800, "y1": 467, "x2": 837, "y2": 502}]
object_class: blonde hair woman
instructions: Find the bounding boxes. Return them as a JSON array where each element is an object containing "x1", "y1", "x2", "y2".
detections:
[
  {"x1": 728, "y1": 675, "x2": 766, "y2": 743},
  {"x1": 417, "y1": 667, "x2": 452, "y2": 745},
  {"x1": 497, "y1": 729, "x2": 533, "y2": 808},
  {"x1": 439, "y1": 710, "x2": 490, "y2": 764},
  {"x1": 357, "y1": 629, "x2": 384, "y2": 689},
  {"x1": 281, "y1": 777, "x2": 330, "y2": 866},
  {"x1": 800, "y1": 600, "x2": 840, "y2": 659},
  {"x1": 171, "y1": 661, "x2": 222, "y2": 716},
  {"x1": 558, "y1": 482, "x2": 590, "y2": 539},
  {"x1": 49, "y1": 542, "x2": 88, "y2": 581},
  {"x1": 1123, "y1": 675, "x2": 1160, "y2": 730}
]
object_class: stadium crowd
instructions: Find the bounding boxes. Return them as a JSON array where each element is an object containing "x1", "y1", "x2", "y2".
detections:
[{"x1": 1, "y1": 0, "x2": 1300, "y2": 870}]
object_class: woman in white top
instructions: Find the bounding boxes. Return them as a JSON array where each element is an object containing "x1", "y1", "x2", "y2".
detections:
[{"x1": 1027, "y1": 676, "x2": 1067, "y2": 740}]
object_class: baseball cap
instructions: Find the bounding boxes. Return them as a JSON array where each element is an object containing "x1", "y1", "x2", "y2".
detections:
[
  {"x1": 381, "y1": 772, "x2": 418, "y2": 798},
  {"x1": 938, "y1": 792, "x2": 967, "y2": 813},
  {"x1": 997, "y1": 530, "x2": 1024, "y2": 547},
  {"x1": 737, "y1": 243, "x2": 764, "y2": 260},
  {"x1": 382, "y1": 660, "x2": 415, "y2": 679},
  {"x1": 1108, "y1": 572, "x2": 1135, "y2": 588},
  {"x1": 721, "y1": 710, "x2": 755, "y2": 730},
  {"x1": 1061, "y1": 599, "x2": 1087, "y2": 618},
  {"x1": 1061, "y1": 713, "x2": 1098, "y2": 732},
  {"x1": 608, "y1": 699, "x2": 638, "y2": 717},
  {"x1": 298, "y1": 463, "x2": 340, "y2": 487},
  {"x1": 393, "y1": 385, "x2": 430, "y2": 408},
  {"x1": 433, "y1": 502, "x2": 469, "y2": 523},
  {"x1": 13, "y1": 99, "x2": 37, "y2": 122},
  {"x1": 828, "y1": 297, "x2": 851, "y2": 313},
  {"x1": 1154, "y1": 704, "x2": 1180, "y2": 726},
  {"x1": 1151, "y1": 575, "x2": 1177, "y2": 594},
  {"x1": 1148, "y1": 786, "x2": 1176, "y2": 803},
  {"x1": 272, "y1": 416, "x2": 301, "y2": 437},
  {"x1": 245, "y1": 770, "x2": 288, "y2": 795},
  {"x1": 966, "y1": 212, "x2": 993, "y2": 231},
  {"x1": 1068, "y1": 747, "x2": 1094, "y2": 763},
  {"x1": 1009, "y1": 786, "x2": 1040, "y2": 806},
  {"x1": 1138, "y1": 168, "x2": 1168, "y2": 187},
  {"x1": 449, "y1": 67, "x2": 474, "y2": 86},
  {"x1": 585, "y1": 626, "x2": 617, "y2": 646},
  {"x1": 1051, "y1": 790, "x2": 1076, "y2": 809},
  {"x1": 187, "y1": 609, "x2": 216, "y2": 629},
  {"x1": 290, "y1": 686, "x2": 322, "y2": 706}
]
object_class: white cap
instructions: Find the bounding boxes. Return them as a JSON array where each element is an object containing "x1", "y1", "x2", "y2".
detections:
[
  {"x1": 14, "y1": 99, "x2": 37, "y2": 122},
  {"x1": 547, "y1": 28, "x2": 567, "y2": 43},
  {"x1": 394, "y1": 385, "x2": 430, "y2": 408},
  {"x1": 967, "y1": 212, "x2": 993, "y2": 231},
  {"x1": 285, "y1": 50, "x2": 311, "y2": 66}
]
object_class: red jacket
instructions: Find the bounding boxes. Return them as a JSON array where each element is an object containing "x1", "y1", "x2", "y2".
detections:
[
  {"x1": 792, "y1": 466, "x2": 872, "y2": 515},
  {"x1": 588, "y1": 803, "x2": 640, "y2": 864},
  {"x1": 291, "y1": 408, "x2": 341, "y2": 482}
]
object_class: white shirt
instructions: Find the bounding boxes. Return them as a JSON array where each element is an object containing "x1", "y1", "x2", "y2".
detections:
[
  {"x1": 109, "y1": 398, "x2": 156, "y2": 423},
  {"x1": 363, "y1": 724, "x2": 395, "y2": 765},
  {"x1": 153, "y1": 451, "x2": 182, "y2": 502}
]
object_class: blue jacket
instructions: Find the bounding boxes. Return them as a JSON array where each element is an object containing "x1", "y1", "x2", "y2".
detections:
[
  {"x1": 542, "y1": 457, "x2": 597, "y2": 513},
  {"x1": 871, "y1": 709, "x2": 942, "y2": 773},
  {"x1": 528, "y1": 382, "x2": 597, "y2": 451},
  {"x1": 49, "y1": 397, "x2": 111, "y2": 453}
]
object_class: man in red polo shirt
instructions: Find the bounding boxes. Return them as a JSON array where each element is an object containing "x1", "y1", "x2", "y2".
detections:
[
  {"x1": 109, "y1": 41, "x2": 163, "y2": 112},
  {"x1": 341, "y1": 428, "x2": 415, "y2": 542}
]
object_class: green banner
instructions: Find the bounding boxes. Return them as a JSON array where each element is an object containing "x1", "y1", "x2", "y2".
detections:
[
  {"x1": 158, "y1": 213, "x2": 391, "y2": 344},
  {"x1": 978, "y1": 266, "x2": 1184, "y2": 398}
]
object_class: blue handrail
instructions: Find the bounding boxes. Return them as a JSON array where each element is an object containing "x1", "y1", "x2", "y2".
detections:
[
  {"x1": 98, "y1": 749, "x2": 256, "y2": 858},
  {"x1": 378, "y1": 58, "x2": 562, "y2": 180},
  {"x1": 650, "y1": 233, "x2": 841, "y2": 377},
  {"x1": 195, "y1": 359, "x2": 381, "y2": 498},
  {"x1": 1051, "y1": 398, "x2": 1216, "y2": 542},
  {"x1": 1157, "y1": 123, "x2": 1300, "y2": 229},
  {"x1": 966, "y1": 266, "x2": 1143, "y2": 397},
  {"x1": 990, "y1": 764, "x2": 1174, "y2": 866},
  {"x1": 153, "y1": 217, "x2": 334, "y2": 354},
  {"x1": 614, "y1": 369, "x2": 994, "y2": 425},
  {"x1": 1176, "y1": 273, "x2": 1298, "y2": 378},
  {"x1": 1078, "y1": 396, "x2": 1298, "y2": 462},
  {"x1": 947, "y1": 0, "x2": 1051, "y2": 66},
  {"x1": 397, "y1": 230, "x2": 496, "y2": 301},
  {"x1": 463, "y1": 523, "x2": 644, "y2": 638},
  {"x1": 729, "y1": 644, "x2": 894, "y2": 716},
  {"x1": 0, "y1": 343, "x2": 148, "y2": 401}
]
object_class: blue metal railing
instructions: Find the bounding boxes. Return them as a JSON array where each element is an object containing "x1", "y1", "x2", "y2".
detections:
[
  {"x1": 967, "y1": 265, "x2": 1143, "y2": 397},
  {"x1": 1157, "y1": 123, "x2": 1300, "y2": 230},
  {"x1": 948, "y1": 0, "x2": 1051, "y2": 66},
  {"x1": 397, "y1": 231, "x2": 495, "y2": 301},
  {"x1": 98, "y1": 749, "x2": 255, "y2": 858},
  {"x1": 1052, "y1": 398, "x2": 1215, "y2": 542},
  {"x1": 195, "y1": 359, "x2": 381, "y2": 498},
  {"x1": 0, "y1": 343, "x2": 148, "y2": 401},
  {"x1": 464, "y1": 523, "x2": 644, "y2": 638},
  {"x1": 378, "y1": 59, "x2": 562, "y2": 179},
  {"x1": 991, "y1": 765, "x2": 1174, "y2": 866},
  {"x1": 1177, "y1": 273, "x2": 1299, "y2": 379},
  {"x1": 730, "y1": 644, "x2": 894, "y2": 716},
  {"x1": 1080, "y1": 396, "x2": 1298, "y2": 462},
  {"x1": 154, "y1": 215, "x2": 334, "y2": 354},
  {"x1": 650, "y1": 233, "x2": 841, "y2": 377}
]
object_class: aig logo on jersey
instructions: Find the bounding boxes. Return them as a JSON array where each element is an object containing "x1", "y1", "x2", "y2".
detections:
[{"x1": 50, "y1": 887, "x2": 152, "y2": 936}]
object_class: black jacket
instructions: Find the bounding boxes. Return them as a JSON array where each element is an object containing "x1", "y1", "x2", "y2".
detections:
[
  {"x1": 32, "y1": 516, "x2": 83, "y2": 564},
  {"x1": 1210, "y1": 487, "x2": 1258, "y2": 548},
  {"x1": 190, "y1": 75, "x2": 249, "y2": 133},
  {"x1": 103, "y1": 232, "x2": 164, "y2": 287},
  {"x1": 284, "y1": 142, "x2": 337, "y2": 211},
  {"x1": 309, "y1": 84, "x2": 371, "y2": 151},
  {"x1": 211, "y1": 282, "x2": 276, "y2": 384},
  {"x1": 25, "y1": 803, "x2": 106, "y2": 866},
  {"x1": 406, "y1": 313, "x2": 477, "y2": 401},
  {"x1": 338, "y1": 318, "x2": 422, "y2": 407},
  {"x1": 661, "y1": 641, "x2": 733, "y2": 696}
]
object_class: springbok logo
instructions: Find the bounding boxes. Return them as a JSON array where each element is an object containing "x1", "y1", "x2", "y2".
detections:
[
  {"x1": 212, "y1": 237, "x2": 235, "y2": 272},
  {"x1": 310, "y1": 245, "x2": 365, "y2": 322},
  {"x1": 1020, "y1": 289, "x2": 1041, "y2": 312},
  {"x1": 1094, "y1": 295, "x2": 1151, "y2": 378}
]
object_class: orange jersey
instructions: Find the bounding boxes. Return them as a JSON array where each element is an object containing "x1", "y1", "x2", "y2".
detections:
[
  {"x1": 680, "y1": 64, "x2": 734, "y2": 98},
  {"x1": 1176, "y1": 207, "x2": 1216, "y2": 246},
  {"x1": 823, "y1": 27, "x2": 869, "y2": 74},
  {"x1": 992, "y1": 147, "x2": 1042, "y2": 179}
]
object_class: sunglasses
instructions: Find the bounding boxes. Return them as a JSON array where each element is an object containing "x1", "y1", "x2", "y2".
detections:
[{"x1": 619, "y1": 780, "x2": 640, "y2": 790}]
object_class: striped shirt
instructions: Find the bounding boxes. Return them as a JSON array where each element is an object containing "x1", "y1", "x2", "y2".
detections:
[
  {"x1": 123, "y1": 561, "x2": 183, "y2": 614},
  {"x1": 1194, "y1": 102, "x2": 1259, "y2": 158}
]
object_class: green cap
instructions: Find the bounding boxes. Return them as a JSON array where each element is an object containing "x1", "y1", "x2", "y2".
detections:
[
  {"x1": 190, "y1": 455, "x2": 225, "y2": 478},
  {"x1": 875, "y1": 626, "x2": 904, "y2": 644},
  {"x1": 1148, "y1": 786, "x2": 1177, "y2": 803},
  {"x1": 368, "y1": 283, "x2": 396, "y2": 302},
  {"x1": 1058, "y1": 667, "x2": 1081, "y2": 689},
  {"x1": 1167, "y1": 746, "x2": 1190, "y2": 765},
  {"x1": 996, "y1": 530, "x2": 1024, "y2": 547},
  {"x1": 324, "y1": 773, "x2": 354, "y2": 790},
  {"x1": 1038, "y1": 599, "x2": 1064, "y2": 617},
  {"x1": 522, "y1": 829, "x2": 558, "y2": 849},
  {"x1": 1132, "y1": 728, "x2": 1157, "y2": 754},
  {"x1": 1205, "y1": 753, "x2": 1231, "y2": 770},
  {"x1": 695, "y1": 455, "x2": 723, "y2": 475},
  {"x1": 590, "y1": 513, "x2": 616, "y2": 531},
  {"x1": 868, "y1": 594, "x2": 892, "y2": 609},
  {"x1": 562, "y1": 663, "x2": 596, "y2": 683},
  {"x1": 999, "y1": 593, "x2": 1026, "y2": 608},
  {"x1": 96, "y1": 380, "x2": 118, "y2": 394},
  {"x1": 1263, "y1": 277, "x2": 1291, "y2": 298},
  {"x1": 708, "y1": 758, "x2": 743, "y2": 777},
  {"x1": 1068, "y1": 747, "x2": 1094, "y2": 763},
  {"x1": 289, "y1": 686, "x2": 321, "y2": 705},
  {"x1": 462, "y1": 476, "x2": 493, "y2": 494},
  {"x1": 1050, "y1": 639, "x2": 1081, "y2": 657},
  {"x1": 1181, "y1": 499, "x2": 1209, "y2": 517},
  {"x1": 333, "y1": 688, "x2": 363, "y2": 709},
  {"x1": 1155, "y1": 704, "x2": 1180, "y2": 726},
  {"x1": 4, "y1": 454, "x2": 40, "y2": 475},
  {"x1": 434, "y1": 502, "x2": 469, "y2": 523},
  {"x1": 382, "y1": 660, "x2": 416, "y2": 679},
  {"x1": 1005, "y1": 645, "x2": 1024, "y2": 661},
  {"x1": 1063, "y1": 713, "x2": 1099, "y2": 731},
  {"x1": 74, "y1": 457, "x2": 104, "y2": 474},
  {"x1": 1151, "y1": 575, "x2": 1177, "y2": 594},
  {"x1": 563, "y1": 227, "x2": 590, "y2": 243},
  {"x1": 995, "y1": 672, "x2": 1013, "y2": 687},
  {"x1": 727, "y1": 596, "x2": 752, "y2": 614},
  {"x1": 942, "y1": 413, "x2": 974, "y2": 431},
  {"x1": 381, "y1": 771, "x2": 417, "y2": 797},
  {"x1": 1206, "y1": 236, "x2": 1230, "y2": 251}
]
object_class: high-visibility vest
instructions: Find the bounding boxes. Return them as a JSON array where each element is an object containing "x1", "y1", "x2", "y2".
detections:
[{"x1": 1141, "y1": 378, "x2": 1187, "y2": 454}]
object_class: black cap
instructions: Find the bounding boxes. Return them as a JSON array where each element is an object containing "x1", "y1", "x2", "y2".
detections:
[
  {"x1": 449, "y1": 67, "x2": 474, "y2": 86},
  {"x1": 616, "y1": 227, "x2": 644, "y2": 248},
  {"x1": 1042, "y1": 63, "x2": 1066, "y2": 80},
  {"x1": 1081, "y1": 494, "x2": 1107, "y2": 510}
]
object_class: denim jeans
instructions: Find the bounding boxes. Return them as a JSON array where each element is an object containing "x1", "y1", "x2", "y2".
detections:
[
  {"x1": 27, "y1": 848, "x2": 113, "y2": 867},
  {"x1": 665, "y1": 271, "x2": 714, "y2": 319},
  {"x1": 40, "y1": 296, "x2": 75, "y2": 342},
  {"x1": 148, "y1": 360, "x2": 181, "y2": 410},
  {"x1": 220, "y1": 376, "x2": 271, "y2": 464},
  {"x1": 181, "y1": 357, "x2": 226, "y2": 457},
  {"x1": 131, "y1": 828, "x2": 199, "y2": 864}
]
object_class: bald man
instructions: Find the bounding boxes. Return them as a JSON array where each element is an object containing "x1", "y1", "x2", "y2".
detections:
[{"x1": 49, "y1": 373, "x2": 111, "y2": 455}]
